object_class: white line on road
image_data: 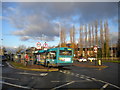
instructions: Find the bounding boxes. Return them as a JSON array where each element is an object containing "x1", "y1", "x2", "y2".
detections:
[
  {"x1": 51, "y1": 81, "x2": 75, "y2": 90},
  {"x1": 51, "y1": 80, "x2": 91, "y2": 83},
  {"x1": 0, "y1": 77, "x2": 19, "y2": 81},
  {"x1": 75, "y1": 74, "x2": 79, "y2": 77},
  {"x1": 100, "y1": 83, "x2": 109, "y2": 90},
  {"x1": 59, "y1": 70, "x2": 120, "y2": 89},
  {"x1": 0, "y1": 81, "x2": 30, "y2": 89},
  {"x1": 97, "y1": 80, "x2": 120, "y2": 89},
  {"x1": 18, "y1": 72, "x2": 48, "y2": 76},
  {"x1": 6, "y1": 62, "x2": 14, "y2": 68}
]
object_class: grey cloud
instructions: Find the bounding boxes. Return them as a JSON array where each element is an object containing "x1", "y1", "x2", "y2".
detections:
[
  {"x1": 20, "y1": 36, "x2": 31, "y2": 41},
  {"x1": 3, "y1": 2, "x2": 118, "y2": 42}
]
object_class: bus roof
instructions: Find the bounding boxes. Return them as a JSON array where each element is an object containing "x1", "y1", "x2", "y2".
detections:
[{"x1": 47, "y1": 47, "x2": 73, "y2": 51}]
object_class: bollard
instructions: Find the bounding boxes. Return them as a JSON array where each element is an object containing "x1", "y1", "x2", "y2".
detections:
[
  {"x1": 90, "y1": 59, "x2": 92, "y2": 62},
  {"x1": 98, "y1": 60, "x2": 101, "y2": 66}
]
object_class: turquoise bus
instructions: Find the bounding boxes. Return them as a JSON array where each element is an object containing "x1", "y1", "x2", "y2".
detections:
[{"x1": 36, "y1": 47, "x2": 74, "y2": 67}]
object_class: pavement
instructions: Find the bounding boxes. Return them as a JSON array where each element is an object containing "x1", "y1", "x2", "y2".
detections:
[{"x1": 73, "y1": 60, "x2": 108, "y2": 68}]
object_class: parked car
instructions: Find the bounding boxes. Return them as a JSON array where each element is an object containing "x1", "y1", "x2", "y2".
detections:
[
  {"x1": 87, "y1": 57, "x2": 96, "y2": 61},
  {"x1": 77, "y1": 57, "x2": 87, "y2": 62},
  {"x1": 1, "y1": 55, "x2": 7, "y2": 61}
]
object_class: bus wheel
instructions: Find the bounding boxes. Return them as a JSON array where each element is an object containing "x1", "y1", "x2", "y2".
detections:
[
  {"x1": 46, "y1": 61, "x2": 49, "y2": 67},
  {"x1": 47, "y1": 62, "x2": 52, "y2": 68}
]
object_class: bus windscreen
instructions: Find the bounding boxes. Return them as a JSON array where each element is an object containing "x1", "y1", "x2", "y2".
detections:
[{"x1": 59, "y1": 50, "x2": 72, "y2": 55}]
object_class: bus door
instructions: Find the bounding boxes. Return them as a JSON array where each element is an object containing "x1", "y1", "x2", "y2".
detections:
[{"x1": 46, "y1": 51, "x2": 56, "y2": 64}]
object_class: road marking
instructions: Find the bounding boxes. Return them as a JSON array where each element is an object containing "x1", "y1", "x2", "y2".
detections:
[
  {"x1": 51, "y1": 80, "x2": 91, "y2": 83},
  {"x1": 6, "y1": 62, "x2": 14, "y2": 68},
  {"x1": 91, "y1": 78, "x2": 97, "y2": 81},
  {"x1": 1, "y1": 77, "x2": 19, "y2": 81},
  {"x1": 18, "y1": 72, "x2": 48, "y2": 76},
  {"x1": 85, "y1": 78, "x2": 92, "y2": 81},
  {"x1": 62, "y1": 70, "x2": 66, "y2": 73},
  {"x1": 97, "y1": 80, "x2": 120, "y2": 89},
  {"x1": 100, "y1": 83, "x2": 109, "y2": 90},
  {"x1": 59, "y1": 70, "x2": 62, "y2": 72},
  {"x1": 0, "y1": 81, "x2": 30, "y2": 89},
  {"x1": 75, "y1": 74, "x2": 79, "y2": 77},
  {"x1": 51, "y1": 81, "x2": 60, "y2": 82},
  {"x1": 59, "y1": 70, "x2": 120, "y2": 89},
  {"x1": 66, "y1": 71, "x2": 70, "y2": 74},
  {"x1": 51, "y1": 81, "x2": 75, "y2": 90},
  {"x1": 71, "y1": 73, "x2": 74, "y2": 75}
]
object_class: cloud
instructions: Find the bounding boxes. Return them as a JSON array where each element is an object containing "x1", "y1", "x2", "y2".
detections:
[
  {"x1": 20, "y1": 36, "x2": 31, "y2": 41},
  {"x1": 3, "y1": 2, "x2": 118, "y2": 42}
]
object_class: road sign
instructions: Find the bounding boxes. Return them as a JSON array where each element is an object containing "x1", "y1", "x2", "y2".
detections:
[
  {"x1": 93, "y1": 46, "x2": 98, "y2": 53},
  {"x1": 36, "y1": 42, "x2": 41, "y2": 47},
  {"x1": 36, "y1": 42, "x2": 41, "y2": 49},
  {"x1": 43, "y1": 42, "x2": 48, "y2": 48}
]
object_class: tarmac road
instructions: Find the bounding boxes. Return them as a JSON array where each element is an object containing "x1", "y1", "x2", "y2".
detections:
[{"x1": 1, "y1": 61, "x2": 120, "y2": 90}]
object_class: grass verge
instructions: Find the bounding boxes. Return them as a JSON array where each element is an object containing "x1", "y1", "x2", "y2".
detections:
[
  {"x1": 102, "y1": 60, "x2": 120, "y2": 63},
  {"x1": 9, "y1": 61, "x2": 58, "y2": 72}
]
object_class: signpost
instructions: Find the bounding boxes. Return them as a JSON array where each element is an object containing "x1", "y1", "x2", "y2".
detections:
[
  {"x1": 43, "y1": 42, "x2": 48, "y2": 50},
  {"x1": 36, "y1": 42, "x2": 41, "y2": 49},
  {"x1": 93, "y1": 45, "x2": 98, "y2": 65}
]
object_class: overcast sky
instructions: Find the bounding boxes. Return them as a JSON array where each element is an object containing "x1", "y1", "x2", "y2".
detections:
[{"x1": 2, "y1": 2, "x2": 119, "y2": 48}]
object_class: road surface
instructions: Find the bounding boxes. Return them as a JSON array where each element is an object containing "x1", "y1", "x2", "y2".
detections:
[{"x1": 1, "y1": 61, "x2": 120, "y2": 90}]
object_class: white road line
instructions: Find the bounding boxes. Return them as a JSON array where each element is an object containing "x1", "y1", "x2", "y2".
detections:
[
  {"x1": 75, "y1": 74, "x2": 79, "y2": 77},
  {"x1": 66, "y1": 71, "x2": 70, "y2": 74},
  {"x1": 59, "y1": 70, "x2": 120, "y2": 89},
  {"x1": 51, "y1": 81, "x2": 60, "y2": 82},
  {"x1": 18, "y1": 72, "x2": 48, "y2": 76},
  {"x1": 51, "y1": 81, "x2": 75, "y2": 90},
  {"x1": 1, "y1": 77, "x2": 19, "y2": 81},
  {"x1": 91, "y1": 78, "x2": 97, "y2": 81},
  {"x1": 0, "y1": 81, "x2": 30, "y2": 89},
  {"x1": 100, "y1": 83, "x2": 109, "y2": 90},
  {"x1": 6, "y1": 62, "x2": 14, "y2": 68},
  {"x1": 59, "y1": 70, "x2": 62, "y2": 72},
  {"x1": 71, "y1": 73, "x2": 74, "y2": 75},
  {"x1": 97, "y1": 80, "x2": 120, "y2": 89},
  {"x1": 79, "y1": 76, "x2": 84, "y2": 79},
  {"x1": 85, "y1": 78, "x2": 92, "y2": 81},
  {"x1": 51, "y1": 80, "x2": 91, "y2": 83}
]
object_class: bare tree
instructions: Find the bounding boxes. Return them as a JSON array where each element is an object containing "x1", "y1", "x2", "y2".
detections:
[
  {"x1": 91, "y1": 24, "x2": 95, "y2": 46},
  {"x1": 79, "y1": 25, "x2": 83, "y2": 57},
  {"x1": 70, "y1": 25, "x2": 75, "y2": 48},
  {"x1": 95, "y1": 20, "x2": 98, "y2": 46},
  {"x1": 88, "y1": 24, "x2": 92, "y2": 56},
  {"x1": 100, "y1": 20, "x2": 104, "y2": 58},
  {"x1": 16, "y1": 45, "x2": 26, "y2": 54},
  {"x1": 60, "y1": 27, "x2": 66, "y2": 47},
  {"x1": 104, "y1": 20, "x2": 110, "y2": 58},
  {"x1": 84, "y1": 24, "x2": 88, "y2": 58}
]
